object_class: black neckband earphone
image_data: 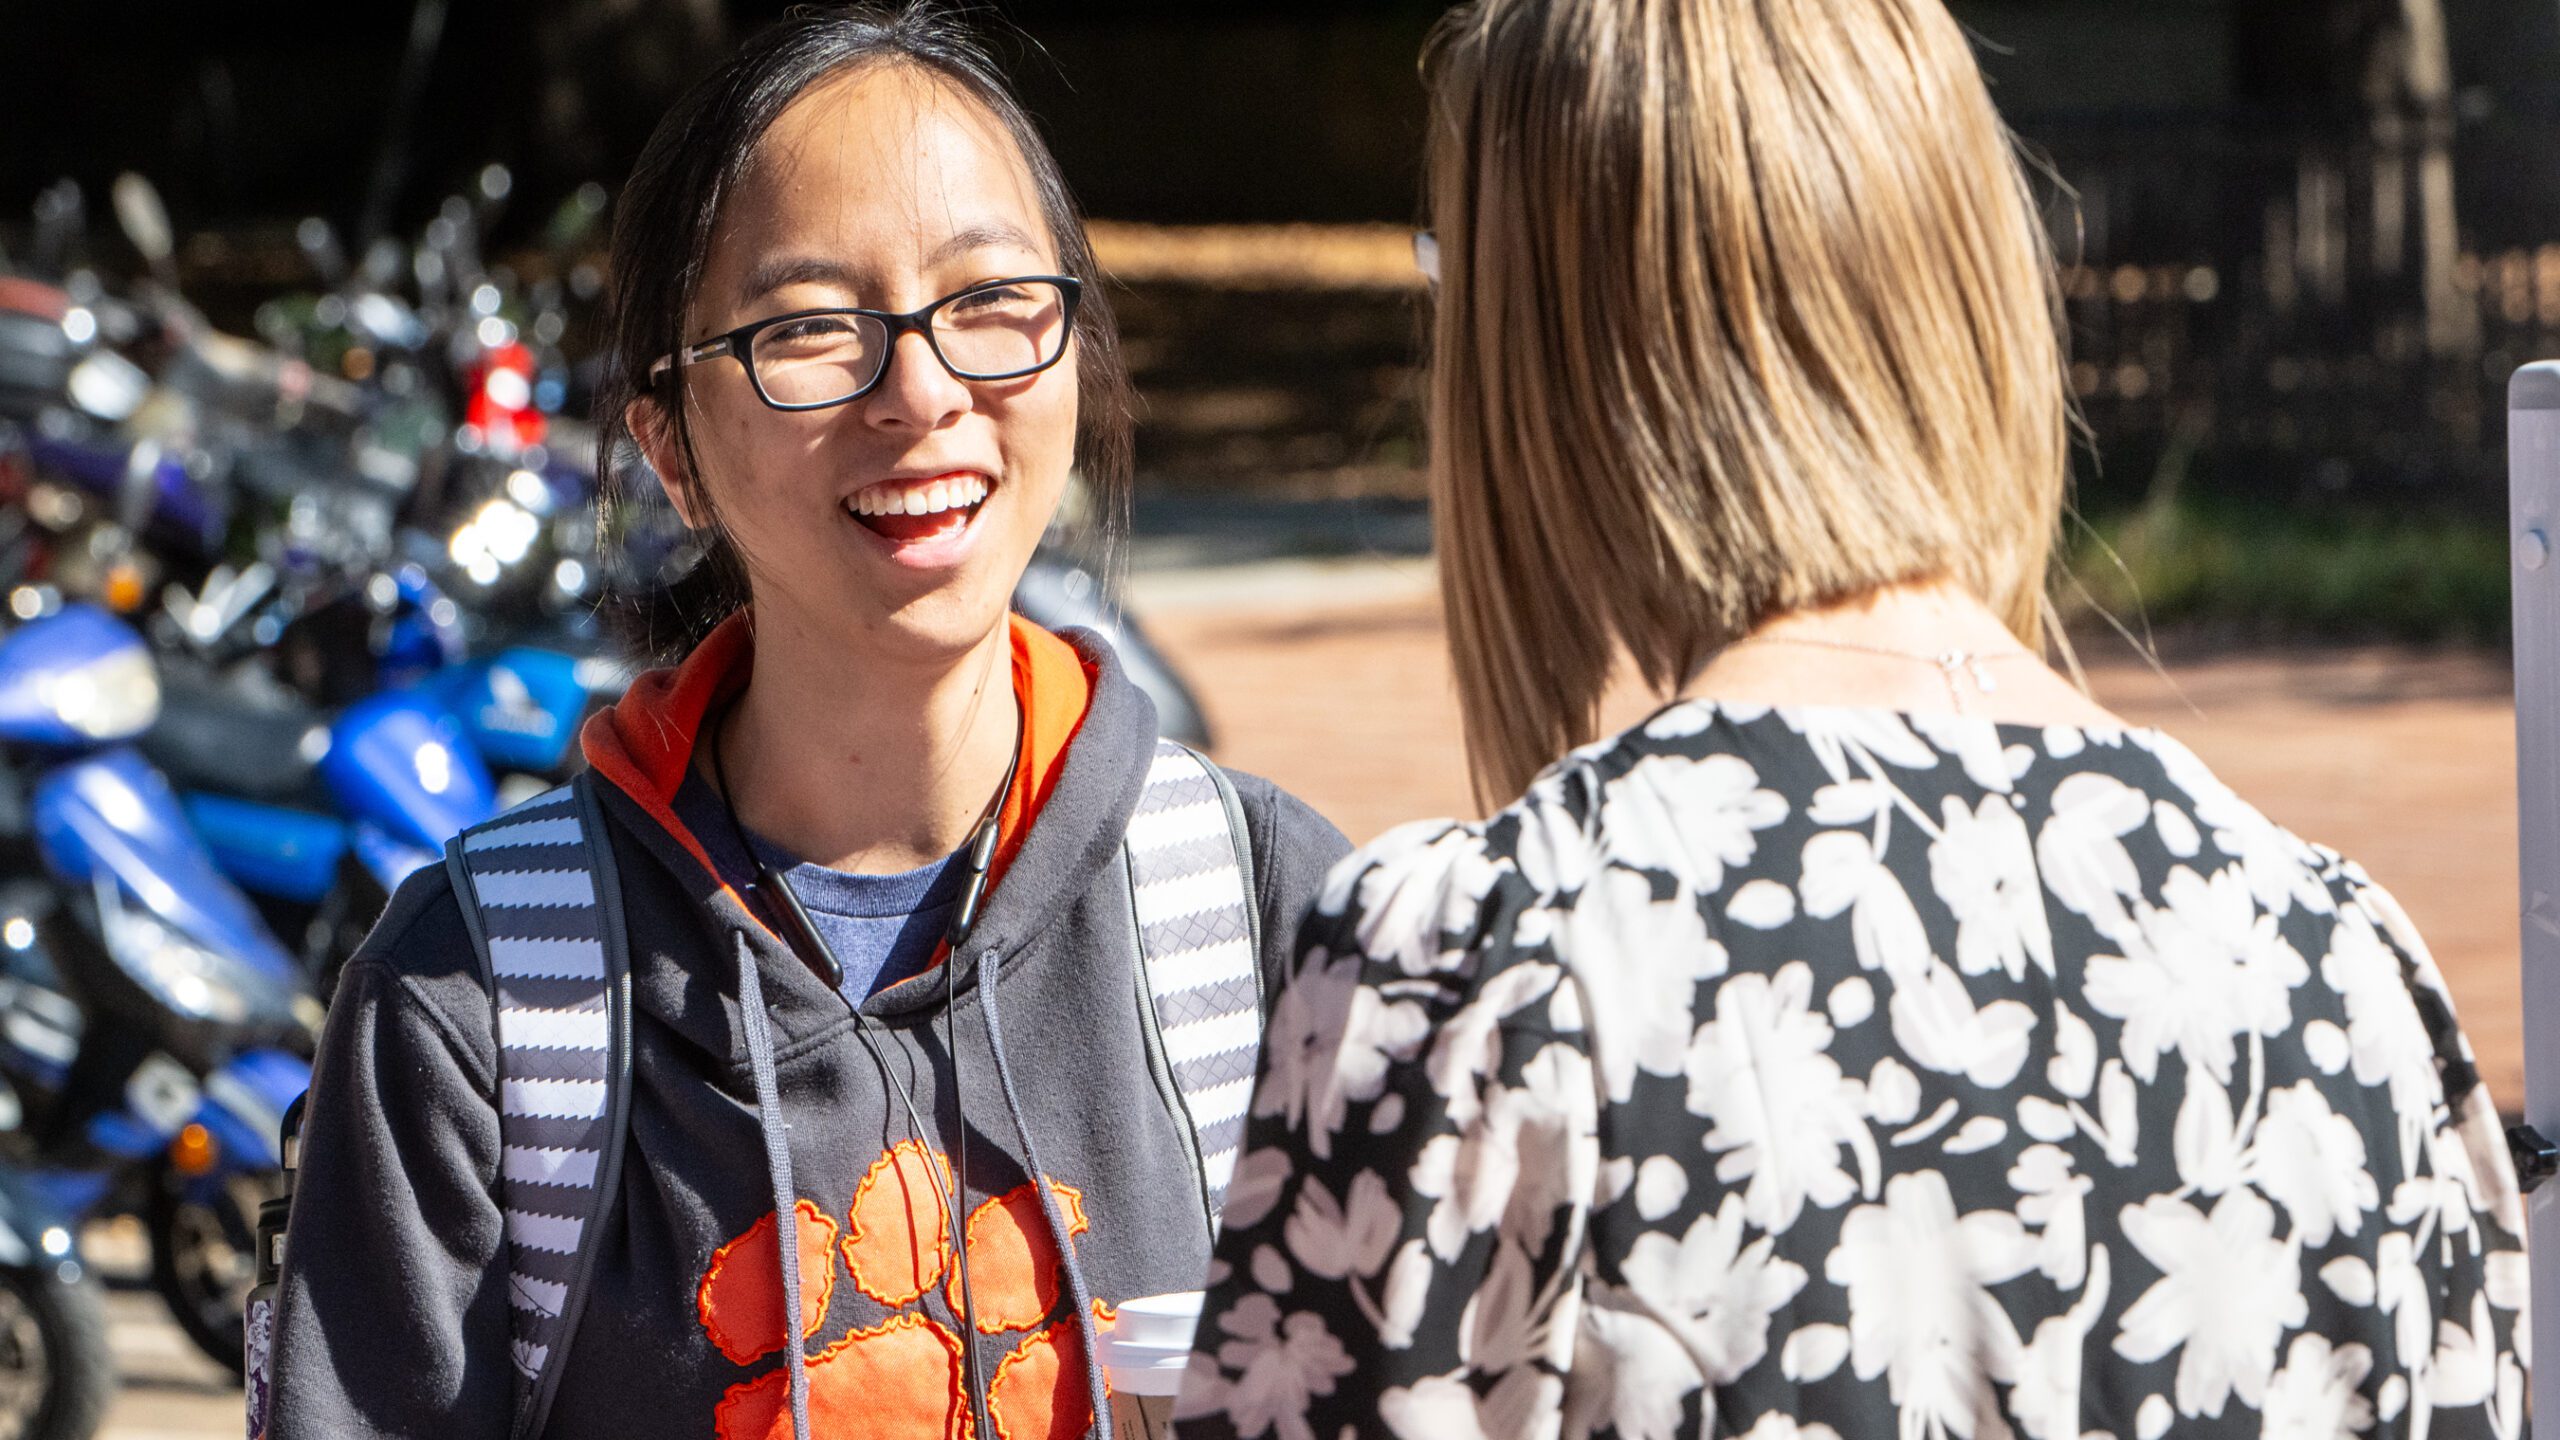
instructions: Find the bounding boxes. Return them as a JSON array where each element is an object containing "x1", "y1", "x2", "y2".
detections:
[{"x1": 708, "y1": 697, "x2": 1019, "y2": 1438}]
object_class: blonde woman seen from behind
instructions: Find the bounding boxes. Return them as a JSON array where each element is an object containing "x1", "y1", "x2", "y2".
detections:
[{"x1": 1175, "y1": 1, "x2": 2528, "y2": 1437}]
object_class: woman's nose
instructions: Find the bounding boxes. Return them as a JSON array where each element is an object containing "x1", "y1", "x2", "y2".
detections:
[{"x1": 862, "y1": 328, "x2": 973, "y2": 432}]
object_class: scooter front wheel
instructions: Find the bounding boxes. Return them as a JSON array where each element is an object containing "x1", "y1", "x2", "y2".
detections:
[
  {"x1": 146, "y1": 1167, "x2": 272, "y2": 1379},
  {"x1": 0, "y1": 1260, "x2": 110, "y2": 1440}
]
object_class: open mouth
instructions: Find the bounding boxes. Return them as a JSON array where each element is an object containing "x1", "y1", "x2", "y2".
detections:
[{"x1": 845, "y1": 472, "x2": 991, "y2": 544}]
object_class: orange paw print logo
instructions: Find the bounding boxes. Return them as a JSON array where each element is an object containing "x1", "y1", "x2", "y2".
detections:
[{"x1": 696, "y1": 1141, "x2": 1108, "y2": 1440}]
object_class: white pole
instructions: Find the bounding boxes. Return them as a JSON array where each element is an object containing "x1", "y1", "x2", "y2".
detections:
[{"x1": 2507, "y1": 360, "x2": 2560, "y2": 1426}]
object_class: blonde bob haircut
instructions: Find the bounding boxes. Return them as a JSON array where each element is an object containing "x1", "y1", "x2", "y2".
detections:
[{"x1": 1422, "y1": 0, "x2": 2072, "y2": 807}]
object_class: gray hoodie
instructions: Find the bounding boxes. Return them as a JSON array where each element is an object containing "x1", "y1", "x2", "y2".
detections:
[{"x1": 269, "y1": 625, "x2": 1348, "y2": 1440}]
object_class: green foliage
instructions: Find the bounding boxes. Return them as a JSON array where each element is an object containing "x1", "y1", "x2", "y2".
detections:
[{"x1": 2062, "y1": 492, "x2": 2511, "y2": 645}]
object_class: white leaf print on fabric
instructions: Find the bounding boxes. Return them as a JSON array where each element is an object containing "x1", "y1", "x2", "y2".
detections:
[
  {"x1": 2095, "y1": 1059, "x2": 2142, "y2": 1167},
  {"x1": 1730, "y1": 879, "x2": 1798, "y2": 929},
  {"x1": 2050, "y1": 1005, "x2": 2099, "y2": 1099},
  {"x1": 1459, "y1": 1242, "x2": 1545, "y2": 1376},
  {"x1": 1688, "y1": 964, "x2": 1880, "y2": 1230},
  {"x1": 1780, "y1": 1324, "x2": 1851, "y2": 1384},
  {"x1": 2009, "y1": 1145, "x2": 2093, "y2": 1291},
  {"x1": 2036, "y1": 772, "x2": 2152, "y2": 941},
  {"x1": 1409, "y1": 1040, "x2": 1598, "y2": 1261},
  {"x1": 1828, "y1": 977, "x2": 1875, "y2": 1028},
  {"x1": 2320, "y1": 904, "x2": 2441, "y2": 1170},
  {"x1": 1620, "y1": 1194, "x2": 1811, "y2": 1386},
  {"x1": 1255, "y1": 947, "x2": 1370, "y2": 1151},
  {"x1": 2320, "y1": 1255, "x2": 2377, "y2": 1306},
  {"x1": 2113, "y1": 1189, "x2": 2306, "y2": 1418},
  {"x1": 1574, "y1": 1298, "x2": 1706, "y2": 1440},
  {"x1": 2135, "y1": 1393, "x2": 2173, "y2": 1440},
  {"x1": 2170, "y1": 1063, "x2": 2243, "y2": 1197},
  {"x1": 1379, "y1": 1368, "x2": 1561, "y2": 1440},
  {"x1": 2251, "y1": 1080, "x2": 2380, "y2": 1248},
  {"x1": 1351, "y1": 824, "x2": 1510, "y2": 976},
  {"x1": 1942, "y1": 1117, "x2": 2008, "y2": 1155},
  {"x1": 1930, "y1": 794, "x2": 2055, "y2": 981},
  {"x1": 1374, "y1": 1239, "x2": 1432, "y2": 1350},
  {"x1": 2373, "y1": 1230, "x2": 2435, "y2": 1371},
  {"x1": 1867, "y1": 1056, "x2": 1923, "y2": 1126},
  {"x1": 1825, "y1": 1172, "x2": 2034, "y2": 1440},
  {"x1": 1425, "y1": 962, "x2": 1564, "y2": 1128},
  {"x1": 1782, "y1": 706, "x2": 1941, "y2": 783},
  {"x1": 2428, "y1": 1291, "x2": 2508, "y2": 1412},
  {"x1": 1634, "y1": 1155, "x2": 1689, "y2": 1221},
  {"x1": 1222, "y1": 1145, "x2": 1294, "y2": 1232},
  {"x1": 1283, "y1": 1169, "x2": 1401, "y2": 1282},
  {"x1": 1557, "y1": 866, "x2": 1727, "y2": 1103},
  {"x1": 2261, "y1": 1334, "x2": 2376, "y2": 1440},
  {"x1": 1249, "y1": 1245, "x2": 1292, "y2": 1295},
  {"x1": 1605, "y1": 753, "x2": 1790, "y2": 893},
  {"x1": 1909, "y1": 711, "x2": 2022, "y2": 792},
  {"x1": 2084, "y1": 865, "x2": 2309, "y2": 1085},
  {"x1": 1809, "y1": 780, "x2": 1890, "y2": 826},
  {"x1": 2008, "y1": 1248, "x2": 2112, "y2": 1440},
  {"x1": 2152, "y1": 800, "x2": 2202, "y2": 859},
  {"x1": 1199, "y1": 1294, "x2": 1357, "y2": 1440},
  {"x1": 1888, "y1": 961, "x2": 2038, "y2": 1088},
  {"x1": 1798, "y1": 830, "x2": 1933, "y2": 981}
]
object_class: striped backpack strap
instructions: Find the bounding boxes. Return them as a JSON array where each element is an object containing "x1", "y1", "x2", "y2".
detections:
[
  {"x1": 1123, "y1": 740, "x2": 1261, "y2": 1233},
  {"x1": 443, "y1": 775, "x2": 634, "y2": 1440}
]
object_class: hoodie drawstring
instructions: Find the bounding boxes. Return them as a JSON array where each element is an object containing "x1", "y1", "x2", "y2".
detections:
[
  {"x1": 735, "y1": 932, "x2": 813, "y2": 1440},
  {"x1": 975, "y1": 949, "x2": 1114, "y2": 1438}
]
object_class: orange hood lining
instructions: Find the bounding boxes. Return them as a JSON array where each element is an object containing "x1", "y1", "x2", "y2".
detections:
[{"x1": 579, "y1": 611, "x2": 1096, "y2": 927}]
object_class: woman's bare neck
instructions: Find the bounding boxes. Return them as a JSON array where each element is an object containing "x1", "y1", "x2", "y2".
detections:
[
  {"x1": 703, "y1": 610, "x2": 1018, "y2": 876},
  {"x1": 1674, "y1": 578, "x2": 2124, "y2": 730}
]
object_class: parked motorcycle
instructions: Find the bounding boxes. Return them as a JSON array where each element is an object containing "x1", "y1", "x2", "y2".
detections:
[{"x1": 0, "y1": 601, "x2": 314, "y2": 1380}]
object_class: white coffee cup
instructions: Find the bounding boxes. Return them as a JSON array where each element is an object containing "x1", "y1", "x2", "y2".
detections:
[{"x1": 1100, "y1": 1291, "x2": 1203, "y2": 1439}]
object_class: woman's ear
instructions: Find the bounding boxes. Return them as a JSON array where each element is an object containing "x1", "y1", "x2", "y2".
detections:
[{"x1": 627, "y1": 393, "x2": 708, "y2": 529}]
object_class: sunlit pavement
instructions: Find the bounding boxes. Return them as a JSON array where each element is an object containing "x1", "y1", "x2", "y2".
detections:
[{"x1": 90, "y1": 1220, "x2": 240, "y2": 1440}]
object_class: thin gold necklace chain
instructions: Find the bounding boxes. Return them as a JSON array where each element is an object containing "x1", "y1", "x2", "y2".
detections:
[{"x1": 1725, "y1": 634, "x2": 2038, "y2": 706}]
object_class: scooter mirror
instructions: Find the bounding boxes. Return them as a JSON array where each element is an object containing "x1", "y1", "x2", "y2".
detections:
[{"x1": 111, "y1": 174, "x2": 177, "y2": 288}]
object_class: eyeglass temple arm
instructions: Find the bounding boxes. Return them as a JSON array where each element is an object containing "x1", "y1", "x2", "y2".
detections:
[{"x1": 647, "y1": 335, "x2": 736, "y2": 383}]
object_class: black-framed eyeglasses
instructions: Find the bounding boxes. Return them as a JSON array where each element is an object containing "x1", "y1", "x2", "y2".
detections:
[{"x1": 646, "y1": 275, "x2": 1082, "y2": 410}]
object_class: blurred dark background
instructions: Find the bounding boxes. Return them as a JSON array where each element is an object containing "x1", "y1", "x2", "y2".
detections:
[{"x1": 11, "y1": 0, "x2": 2558, "y2": 637}]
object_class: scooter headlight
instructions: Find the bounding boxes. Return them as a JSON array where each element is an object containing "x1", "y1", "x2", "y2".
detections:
[
  {"x1": 93, "y1": 885, "x2": 283, "y2": 1028},
  {"x1": 48, "y1": 647, "x2": 160, "y2": 741}
]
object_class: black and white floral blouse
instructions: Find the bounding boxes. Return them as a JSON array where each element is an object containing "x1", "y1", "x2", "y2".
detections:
[{"x1": 1175, "y1": 701, "x2": 2528, "y2": 1440}]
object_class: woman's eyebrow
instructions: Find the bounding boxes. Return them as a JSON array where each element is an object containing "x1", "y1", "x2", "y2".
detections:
[
  {"x1": 737, "y1": 255, "x2": 865, "y2": 307},
  {"x1": 927, "y1": 221, "x2": 1042, "y2": 267}
]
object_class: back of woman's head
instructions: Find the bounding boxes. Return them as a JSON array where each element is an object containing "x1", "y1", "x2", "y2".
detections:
[
  {"x1": 594, "y1": 3, "x2": 1132, "y2": 664},
  {"x1": 1423, "y1": 0, "x2": 2070, "y2": 805}
]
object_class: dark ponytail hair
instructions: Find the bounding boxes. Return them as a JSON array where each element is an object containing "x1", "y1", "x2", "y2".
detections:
[{"x1": 594, "y1": 3, "x2": 1134, "y2": 664}]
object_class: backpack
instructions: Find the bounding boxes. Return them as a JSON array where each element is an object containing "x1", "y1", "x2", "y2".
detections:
[{"x1": 442, "y1": 739, "x2": 1259, "y2": 1440}]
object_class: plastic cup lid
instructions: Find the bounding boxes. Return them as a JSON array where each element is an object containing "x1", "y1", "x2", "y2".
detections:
[{"x1": 1107, "y1": 1291, "x2": 1204, "y2": 1349}]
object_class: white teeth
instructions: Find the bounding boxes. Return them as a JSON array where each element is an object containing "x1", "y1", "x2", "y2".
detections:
[{"x1": 847, "y1": 475, "x2": 990, "y2": 519}]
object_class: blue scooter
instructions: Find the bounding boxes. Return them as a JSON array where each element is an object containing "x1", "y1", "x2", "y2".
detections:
[{"x1": 0, "y1": 601, "x2": 315, "y2": 1382}]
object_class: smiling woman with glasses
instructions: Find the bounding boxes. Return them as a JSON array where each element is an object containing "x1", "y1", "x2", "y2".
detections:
[{"x1": 263, "y1": 9, "x2": 1349, "y2": 1440}]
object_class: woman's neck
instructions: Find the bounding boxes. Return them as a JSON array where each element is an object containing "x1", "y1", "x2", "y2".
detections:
[
  {"x1": 708, "y1": 608, "x2": 1019, "y2": 875},
  {"x1": 1677, "y1": 577, "x2": 2123, "y2": 728}
]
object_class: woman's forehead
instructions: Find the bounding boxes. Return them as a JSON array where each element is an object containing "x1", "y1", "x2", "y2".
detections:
[{"x1": 712, "y1": 65, "x2": 1048, "y2": 300}]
